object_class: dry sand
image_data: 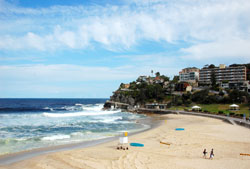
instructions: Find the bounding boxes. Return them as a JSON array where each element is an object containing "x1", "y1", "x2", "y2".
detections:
[{"x1": 1, "y1": 114, "x2": 250, "y2": 169}]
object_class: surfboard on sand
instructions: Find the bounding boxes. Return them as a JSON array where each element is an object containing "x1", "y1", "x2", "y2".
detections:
[
  {"x1": 130, "y1": 143, "x2": 144, "y2": 147},
  {"x1": 160, "y1": 141, "x2": 171, "y2": 145},
  {"x1": 175, "y1": 128, "x2": 184, "y2": 131}
]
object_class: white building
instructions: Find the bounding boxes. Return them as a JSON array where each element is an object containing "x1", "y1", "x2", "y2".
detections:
[{"x1": 179, "y1": 67, "x2": 200, "y2": 83}]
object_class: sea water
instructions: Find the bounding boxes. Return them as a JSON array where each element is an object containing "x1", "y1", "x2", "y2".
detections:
[{"x1": 0, "y1": 99, "x2": 149, "y2": 155}]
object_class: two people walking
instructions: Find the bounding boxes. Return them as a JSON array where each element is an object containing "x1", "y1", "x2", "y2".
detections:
[{"x1": 203, "y1": 148, "x2": 214, "y2": 159}]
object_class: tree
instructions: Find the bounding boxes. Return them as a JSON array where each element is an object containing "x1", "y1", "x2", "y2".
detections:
[
  {"x1": 191, "y1": 89, "x2": 209, "y2": 103},
  {"x1": 168, "y1": 81, "x2": 174, "y2": 95},
  {"x1": 144, "y1": 84, "x2": 164, "y2": 101},
  {"x1": 210, "y1": 70, "x2": 217, "y2": 90},
  {"x1": 208, "y1": 64, "x2": 215, "y2": 68},
  {"x1": 129, "y1": 81, "x2": 137, "y2": 90},
  {"x1": 219, "y1": 90, "x2": 224, "y2": 96},
  {"x1": 119, "y1": 83, "x2": 125, "y2": 88},
  {"x1": 155, "y1": 72, "x2": 160, "y2": 77},
  {"x1": 137, "y1": 82, "x2": 147, "y2": 89},
  {"x1": 160, "y1": 75, "x2": 170, "y2": 82},
  {"x1": 135, "y1": 89, "x2": 146, "y2": 104},
  {"x1": 172, "y1": 76, "x2": 179, "y2": 83},
  {"x1": 228, "y1": 89, "x2": 249, "y2": 103}
]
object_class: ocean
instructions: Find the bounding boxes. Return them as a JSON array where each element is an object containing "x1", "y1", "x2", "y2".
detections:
[{"x1": 0, "y1": 98, "x2": 149, "y2": 155}]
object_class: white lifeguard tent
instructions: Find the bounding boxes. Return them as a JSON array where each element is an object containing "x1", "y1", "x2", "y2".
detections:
[
  {"x1": 229, "y1": 104, "x2": 239, "y2": 110},
  {"x1": 192, "y1": 105, "x2": 201, "y2": 112},
  {"x1": 117, "y1": 131, "x2": 129, "y2": 150}
]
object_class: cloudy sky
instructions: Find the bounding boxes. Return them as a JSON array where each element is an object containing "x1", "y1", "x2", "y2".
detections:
[{"x1": 0, "y1": 0, "x2": 250, "y2": 98}]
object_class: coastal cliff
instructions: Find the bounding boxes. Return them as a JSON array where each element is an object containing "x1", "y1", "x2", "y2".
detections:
[
  {"x1": 104, "y1": 74, "x2": 172, "y2": 109},
  {"x1": 110, "y1": 91, "x2": 136, "y2": 106}
]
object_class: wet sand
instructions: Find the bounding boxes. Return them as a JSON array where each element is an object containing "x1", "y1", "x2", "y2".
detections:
[{"x1": 1, "y1": 114, "x2": 250, "y2": 169}]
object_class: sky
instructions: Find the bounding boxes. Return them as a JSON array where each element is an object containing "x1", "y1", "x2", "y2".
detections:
[{"x1": 0, "y1": 0, "x2": 250, "y2": 98}]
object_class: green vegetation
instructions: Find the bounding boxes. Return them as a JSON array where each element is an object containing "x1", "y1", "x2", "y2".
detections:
[
  {"x1": 198, "y1": 104, "x2": 249, "y2": 117},
  {"x1": 210, "y1": 70, "x2": 219, "y2": 91},
  {"x1": 170, "y1": 104, "x2": 250, "y2": 118},
  {"x1": 168, "y1": 89, "x2": 249, "y2": 118},
  {"x1": 171, "y1": 89, "x2": 250, "y2": 105},
  {"x1": 120, "y1": 81, "x2": 167, "y2": 104},
  {"x1": 172, "y1": 76, "x2": 179, "y2": 83},
  {"x1": 114, "y1": 72, "x2": 250, "y2": 119},
  {"x1": 208, "y1": 64, "x2": 216, "y2": 68},
  {"x1": 155, "y1": 72, "x2": 160, "y2": 77}
]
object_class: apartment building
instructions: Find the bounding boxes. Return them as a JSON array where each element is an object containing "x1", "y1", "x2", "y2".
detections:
[
  {"x1": 199, "y1": 64, "x2": 247, "y2": 87},
  {"x1": 179, "y1": 67, "x2": 199, "y2": 83}
]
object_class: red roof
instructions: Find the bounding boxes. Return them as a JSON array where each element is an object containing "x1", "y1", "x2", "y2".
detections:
[{"x1": 155, "y1": 76, "x2": 160, "y2": 80}]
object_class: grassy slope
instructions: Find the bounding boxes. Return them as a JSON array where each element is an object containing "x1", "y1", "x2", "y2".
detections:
[{"x1": 170, "y1": 104, "x2": 250, "y2": 118}]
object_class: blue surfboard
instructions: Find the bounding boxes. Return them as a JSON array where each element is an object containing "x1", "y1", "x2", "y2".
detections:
[
  {"x1": 130, "y1": 143, "x2": 144, "y2": 147},
  {"x1": 175, "y1": 128, "x2": 184, "y2": 131}
]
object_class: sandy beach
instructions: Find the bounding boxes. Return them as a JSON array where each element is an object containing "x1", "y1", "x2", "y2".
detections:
[{"x1": 1, "y1": 114, "x2": 250, "y2": 169}]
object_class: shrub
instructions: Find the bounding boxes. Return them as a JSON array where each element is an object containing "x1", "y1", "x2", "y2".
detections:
[
  {"x1": 176, "y1": 99, "x2": 183, "y2": 106},
  {"x1": 229, "y1": 112, "x2": 235, "y2": 116},
  {"x1": 235, "y1": 114, "x2": 243, "y2": 118},
  {"x1": 219, "y1": 90, "x2": 224, "y2": 96},
  {"x1": 218, "y1": 111, "x2": 224, "y2": 114},
  {"x1": 191, "y1": 89, "x2": 209, "y2": 103},
  {"x1": 203, "y1": 110, "x2": 209, "y2": 113}
]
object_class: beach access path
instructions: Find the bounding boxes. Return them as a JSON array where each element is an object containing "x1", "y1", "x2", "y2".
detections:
[{"x1": 137, "y1": 108, "x2": 250, "y2": 128}]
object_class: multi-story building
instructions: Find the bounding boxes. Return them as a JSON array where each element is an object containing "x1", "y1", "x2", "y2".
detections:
[
  {"x1": 247, "y1": 69, "x2": 250, "y2": 80},
  {"x1": 199, "y1": 64, "x2": 247, "y2": 89},
  {"x1": 179, "y1": 67, "x2": 199, "y2": 83}
]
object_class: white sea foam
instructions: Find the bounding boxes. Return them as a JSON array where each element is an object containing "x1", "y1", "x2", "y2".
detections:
[
  {"x1": 43, "y1": 107, "x2": 54, "y2": 111},
  {"x1": 41, "y1": 135, "x2": 71, "y2": 141},
  {"x1": 0, "y1": 101, "x2": 147, "y2": 156},
  {"x1": 71, "y1": 132, "x2": 85, "y2": 137},
  {"x1": 82, "y1": 104, "x2": 103, "y2": 111},
  {"x1": 97, "y1": 116, "x2": 123, "y2": 123},
  {"x1": 65, "y1": 106, "x2": 77, "y2": 111},
  {"x1": 43, "y1": 110, "x2": 119, "y2": 117},
  {"x1": 70, "y1": 131, "x2": 93, "y2": 137}
]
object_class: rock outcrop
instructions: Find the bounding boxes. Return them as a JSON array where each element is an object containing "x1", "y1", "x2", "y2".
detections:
[{"x1": 110, "y1": 91, "x2": 135, "y2": 106}]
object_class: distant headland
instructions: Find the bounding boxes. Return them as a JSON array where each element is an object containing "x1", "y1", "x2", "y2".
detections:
[{"x1": 104, "y1": 63, "x2": 250, "y2": 119}]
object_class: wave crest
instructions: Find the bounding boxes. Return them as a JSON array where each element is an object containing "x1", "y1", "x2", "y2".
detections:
[
  {"x1": 43, "y1": 110, "x2": 119, "y2": 117},
  {"x1": 41, "y1": 135, "x2": 70, "y2": 141}
]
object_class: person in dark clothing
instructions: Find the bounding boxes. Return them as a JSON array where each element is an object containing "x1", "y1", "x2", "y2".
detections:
[
  {"x1": 209, "y1": 149, "x2": 214, "y2": 159},
  {"x1": 203, "y1": 149, "x2": 207, "y2": 158}
]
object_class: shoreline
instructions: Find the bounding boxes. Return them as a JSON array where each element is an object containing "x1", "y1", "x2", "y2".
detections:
[
  {"x1": 1, "y1": 109, "x2": 250, "y2": 166},
  {"x1": 3, "y1": 113, "x2": 250, "y2": 169},
  {"x1": 0, "y1": 114, "x2": 163, "y2": 166},
  {"x1": 2, "y1": 114, "x2": 250, "y2": 169}
]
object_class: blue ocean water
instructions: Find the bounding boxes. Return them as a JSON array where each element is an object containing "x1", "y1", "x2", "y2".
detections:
[{"x1": 0, "y1": 99, "x2": 148, "y2": 155}]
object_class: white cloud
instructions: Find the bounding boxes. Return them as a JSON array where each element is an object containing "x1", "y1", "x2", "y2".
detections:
[
  {"x1": 0, "y1": 64, "x2": 136, "y2": 83},
  {"x1": 0, "y1": 0, "x2": 249, "y2": 61},
  {"x1": 0, "y1": 62, "x2": 181, "y2": 86},
  {"x1": 56, "y1": 31, "x2": 76, "y2": 48},
  {"x1": 0, "y1": 64, "x2": 152, "y2": 97},
  {"x1": 26, "y1": 32, "x2": 46, "y2": 50},
  {"x1": 181, "y1": 39, "x2": 250, "y2": 60}
]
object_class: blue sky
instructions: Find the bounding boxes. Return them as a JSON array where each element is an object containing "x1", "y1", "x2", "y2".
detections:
[{"x1": 0, "y1": 0, "x2": 250, "y2": 98}]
